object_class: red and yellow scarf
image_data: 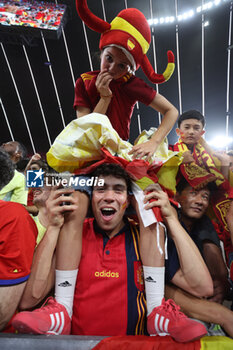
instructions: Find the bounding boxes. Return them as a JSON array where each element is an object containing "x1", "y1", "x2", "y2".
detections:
[{"x1": 173, "y1": 138, "x2": 232, "y2": 234}]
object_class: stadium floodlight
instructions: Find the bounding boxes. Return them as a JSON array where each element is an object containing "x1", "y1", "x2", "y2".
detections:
[
  {"x1": 207, "y1": 135, "x2": 233, "y2": 149},
  {"x1": 178, "y1": 10, "x2": 194, "y2": 21},
  {"x1": 148, "y1": 0, "x2": 229, "y2": 27},
  {"x1": 188, "y1": 10, "x2": 195, "y2": 17}
]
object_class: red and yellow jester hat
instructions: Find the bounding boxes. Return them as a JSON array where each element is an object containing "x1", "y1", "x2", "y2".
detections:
[{"x1": 76, "y1": 0, "x2": 175, "y2": 84}]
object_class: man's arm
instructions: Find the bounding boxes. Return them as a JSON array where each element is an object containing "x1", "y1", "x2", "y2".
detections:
[
  {"x1": 24, "y1": 204, "x2": 39, "y2": 216},
  {"x1": 19, "y1": 187, "x2": 79, "y2": 310},
  {"x1": 165, "y1": 283, "x2": 233, "y2": 338},
  {"x1": 129, "y1": 94, "x2": 178, "y2": 161},
  {"x1": 203, "y1": 241, "x2": 229, "y2": 303},
  {"x1": 19, "y1": 225, "x2": 59, "y2": 310},
  {"x1": 144, "y1": 185, "x2": 213, "y2": 298}
]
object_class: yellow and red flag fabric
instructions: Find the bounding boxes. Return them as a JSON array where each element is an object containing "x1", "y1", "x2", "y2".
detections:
[{"x1": 92, "y1": 335, "x2": 233, "y2": 350}]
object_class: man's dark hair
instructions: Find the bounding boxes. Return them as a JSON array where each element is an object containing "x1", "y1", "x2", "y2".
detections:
[
  {"x1": 0, "y1": 149, "x2": 15, "y2": 190},
  {"x1": 176, "y1": 177, "x2": 217, "y2": 197},
  {"x1": 178, "y1": 110, "x2": 205, "y2": 128},
  {"x1": 176, "y1": 177, "x2": 192, "y2": 194},
  {"x1": 91, "y1": 163, "x2": 132, "y2": 192}
]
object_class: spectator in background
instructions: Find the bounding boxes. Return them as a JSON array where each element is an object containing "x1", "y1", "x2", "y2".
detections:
[
  {"x1": 162, "y1": 178, "x2": 233, "y2": 337},
  {"x1": 24, "y1": 153, "x2": 44, "y2": 174},
  {"x1": 174, "y1": 178, "x2": 229, "y2": 304},
  {"x1": 29, "y1": 173, "x2": 57, "y2": 246},
  {"x1": 24, "y1": 153, "x2": 49, "y2": 216},
  {"x1": 0, "y1": 141, "x2": 28, "y2": 205},
  {"x1": 170, "y1": 110, "x2": 233, "y2": 282},
  {"x1": 0, "y1": 149, "x2": 37, "y2": 332}
]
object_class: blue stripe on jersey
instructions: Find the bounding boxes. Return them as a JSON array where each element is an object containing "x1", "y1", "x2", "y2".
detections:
[{"x1": 125, "y1": 222, "x2": 147, "y2": 335}]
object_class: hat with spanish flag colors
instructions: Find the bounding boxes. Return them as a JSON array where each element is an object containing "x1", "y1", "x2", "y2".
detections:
[{"x1": 76, "y1": 0, "x2": 175, "y2": 84}]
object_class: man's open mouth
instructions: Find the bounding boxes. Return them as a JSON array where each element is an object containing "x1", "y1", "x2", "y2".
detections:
[{"x1": 101, "y1": 207, "x2": 116, "y2": 217}]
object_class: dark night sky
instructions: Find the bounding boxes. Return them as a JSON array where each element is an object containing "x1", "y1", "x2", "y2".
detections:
[{"x1": 0, "y1": 0, "x2": 232, "y2": 156}]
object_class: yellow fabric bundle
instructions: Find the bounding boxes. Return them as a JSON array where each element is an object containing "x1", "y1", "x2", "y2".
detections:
[{"x1": 47, "y1": 113, "x2": 182, "y2": 193}]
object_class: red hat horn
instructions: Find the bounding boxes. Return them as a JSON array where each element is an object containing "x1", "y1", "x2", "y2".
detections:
[
  {"x1": 141, "y1": 51, "x2": 175, "y2": 84},
  {"x1": 76, "y1": 0, "x2": 110, "y2": 33}
]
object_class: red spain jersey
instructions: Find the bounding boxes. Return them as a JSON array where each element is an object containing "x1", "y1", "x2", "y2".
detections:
[
  {"x1": 72, "y1": 218, "x2": 146, "y2": 336},
  {"x1": 0, "y1": 200, "x2": 37, "y2": 286},
  {"x1": 73, "y1": 71, "x2": 156, "y2": 141}
]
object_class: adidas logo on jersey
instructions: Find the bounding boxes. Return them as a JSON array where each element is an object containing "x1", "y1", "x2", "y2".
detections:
[{"x1": 95, "y1": 270, "x2": 120, "y2": 278}]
